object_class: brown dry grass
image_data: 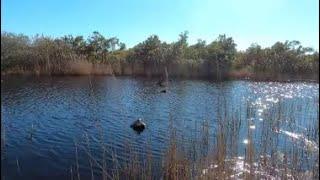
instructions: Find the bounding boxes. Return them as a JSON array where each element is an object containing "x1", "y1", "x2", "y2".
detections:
[{"x1": 72, "y1": 100, "x2": 319, "y2": 180}]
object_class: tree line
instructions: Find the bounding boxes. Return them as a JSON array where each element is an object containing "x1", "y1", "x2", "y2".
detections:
[{"x1": 1, "y1": 31, "x2": 318, "y2": 80}]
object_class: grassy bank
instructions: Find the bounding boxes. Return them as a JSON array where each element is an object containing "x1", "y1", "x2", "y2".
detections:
[
  {"x1": 2, "y1": 66, "x2": 318, "y2": 83},
  {"x1": 1, "y1": 31, "x2": 319, "y2": 81}
]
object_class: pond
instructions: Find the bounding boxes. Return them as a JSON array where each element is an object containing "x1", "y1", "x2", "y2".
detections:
[{"x1": 1, "y1": 76, "x2": 319, "y2": 179}]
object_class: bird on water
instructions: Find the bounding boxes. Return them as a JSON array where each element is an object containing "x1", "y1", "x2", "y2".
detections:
[{"x1": 130, "y1": 118, "x2": 146, "y2": 133}]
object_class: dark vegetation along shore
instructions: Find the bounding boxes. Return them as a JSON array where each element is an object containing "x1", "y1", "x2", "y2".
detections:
[{"x1": 1, "y1": 31, "x2": 319, "y2": 81}]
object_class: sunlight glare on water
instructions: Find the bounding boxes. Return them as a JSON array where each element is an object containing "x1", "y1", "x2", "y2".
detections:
[{"x1": 1, "y1": 77, "x2": 319, "y2": 179}]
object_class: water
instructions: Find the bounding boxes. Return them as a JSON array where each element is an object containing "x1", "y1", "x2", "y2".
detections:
[{"x1": 1, "y1": 76, "x2": 319, "y2": 179}]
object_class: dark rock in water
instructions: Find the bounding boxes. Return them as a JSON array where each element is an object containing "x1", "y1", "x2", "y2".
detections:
[
  {"x1": 160, "y1": 89, "x2": 166, "y2": 93},
  {"x1": 130, "y1": 118, "x2": 146, "y2": 133}
]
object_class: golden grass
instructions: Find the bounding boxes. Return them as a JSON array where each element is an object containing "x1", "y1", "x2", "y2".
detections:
[{"x1": 71, "y1": 100, "x2": 319, "y2": 180}]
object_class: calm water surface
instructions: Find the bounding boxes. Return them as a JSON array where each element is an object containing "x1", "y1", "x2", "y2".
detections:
[{"x1": 1, "y1": 76, "x2": 319, "y2": 179}]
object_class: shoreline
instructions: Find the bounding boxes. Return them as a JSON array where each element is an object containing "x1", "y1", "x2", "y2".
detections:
[{"x1": 2, "y1": 71, "x2": 318, "y2": 83}]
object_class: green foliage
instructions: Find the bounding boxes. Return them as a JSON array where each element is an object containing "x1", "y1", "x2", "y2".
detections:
[
  {"x1": 206, "y1": 35, "x2": 236, "y2": 78},
  {"x1": 1, "y1": 31, "x2": 318, "y2": 78},
  {"x1": 132, "y1": 35, "x2": 162, "y2": 63},
  {"x1": 207, "y1": 34, "x2": 236, "y2": 63},
  {"x1": 235, "y1": 40, "x2": 319, "y2": 75},
  {"x1": 1, "y1": 32, "x2": 31, "y2": 70},
  {"x1": 168, "y1": 31, "x2": 189, "y2": 63}
]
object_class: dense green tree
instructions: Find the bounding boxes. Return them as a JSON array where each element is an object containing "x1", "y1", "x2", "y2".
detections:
[
  {"x1": 73, "y1": 36, "x2": 87, "y2": 55},
  {"x1": 119, "y1": 42, "x2": 126, "y2": 50},
  {"x1": 207, "y1": 34, "x2": 236, "y2": 79},
  {"x1": 185, "y1": 39, "x2": 207, "y2": 60},
  {"x1": 132, "y1": 35, "x2": 162, "y2": 67},
  {"x1": 167, "y1": 31, "x2": 189, "y2": 63},
  {"x1": 87, "y1": 31, "x2": 109, "y2": 60}
]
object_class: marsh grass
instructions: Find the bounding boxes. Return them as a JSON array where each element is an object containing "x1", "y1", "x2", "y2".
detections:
[{"x1": 70, "y1": 94, "x2": 319, "y2": 180}]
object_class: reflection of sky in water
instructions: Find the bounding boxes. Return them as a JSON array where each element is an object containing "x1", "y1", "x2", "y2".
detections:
[
  {"x1": 1, "y1": 77, "x2": 319, "y2": 179},
  {"x1": 222, "y1": 81, "x2": 319, "y2": 178},
  {"x1": 246, "y1": 82, "x2": 318, "y2": 148},
  {"x1": 206, "y1": 82, "x2": 318, "y2": 178}
]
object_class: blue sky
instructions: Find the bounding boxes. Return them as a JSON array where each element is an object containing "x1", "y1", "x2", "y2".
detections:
[{"x1": 2, "y1": 0, "x2": 319, "y2": 50}]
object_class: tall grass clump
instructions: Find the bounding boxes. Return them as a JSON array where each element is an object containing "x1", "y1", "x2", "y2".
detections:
[{"x1": 69, "y1": 93, "x2": 318, "y2": 179}]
